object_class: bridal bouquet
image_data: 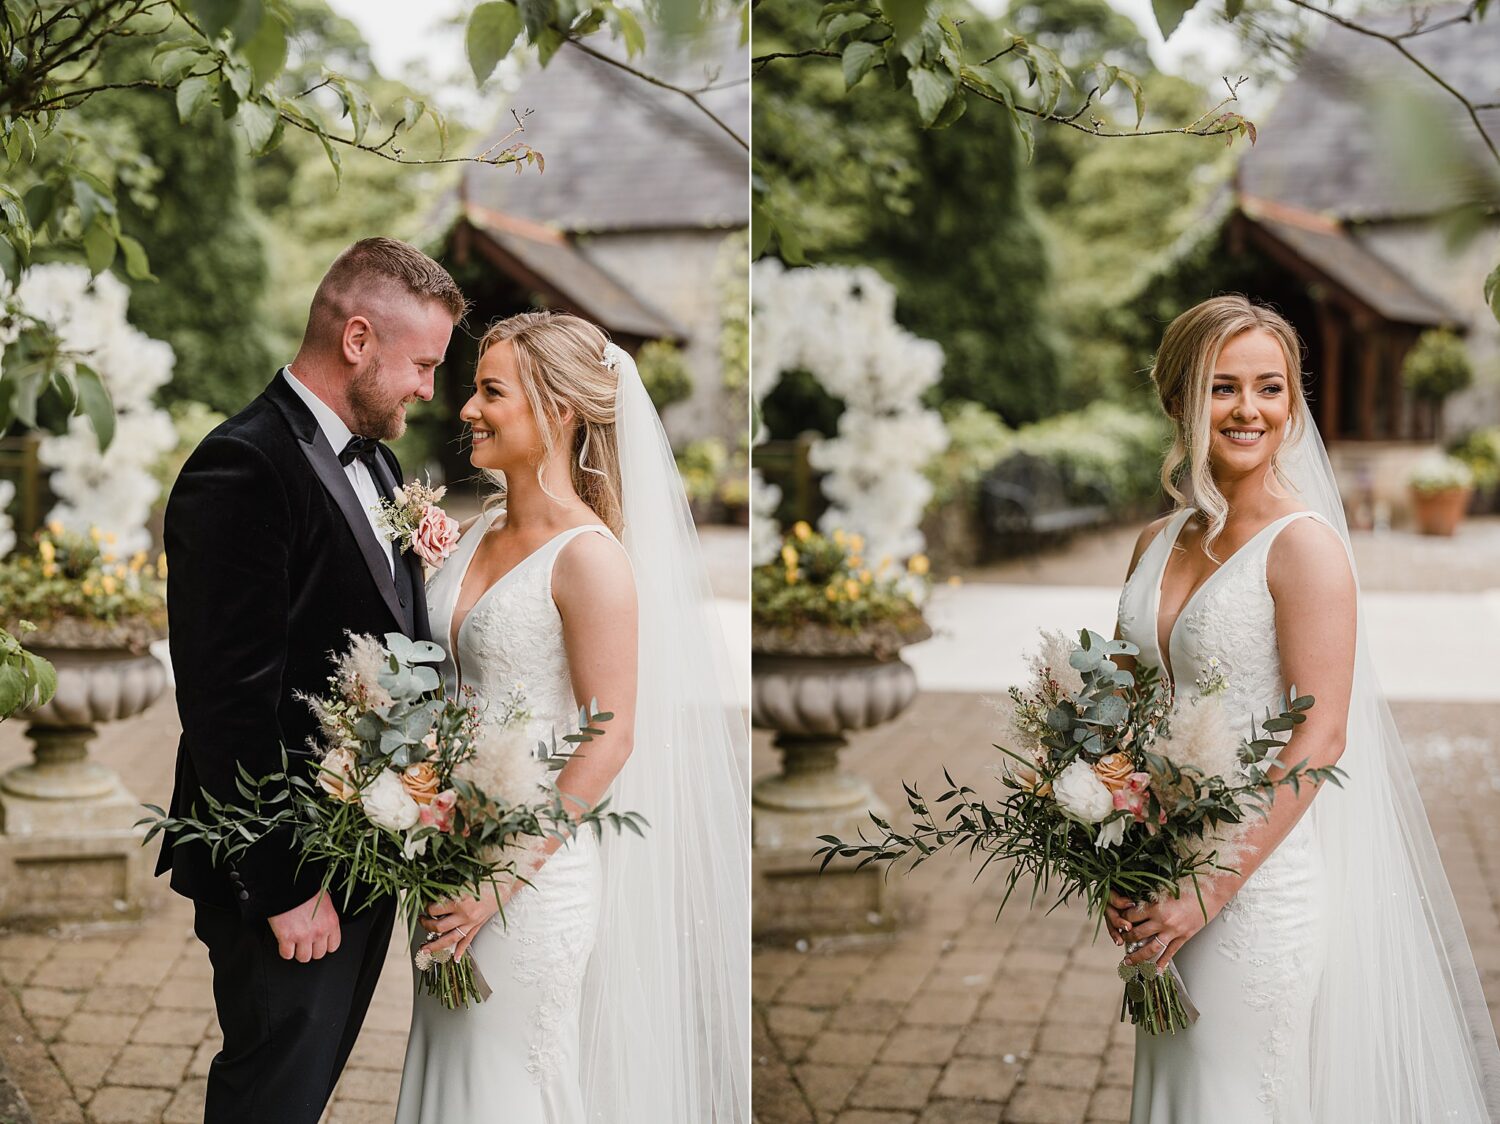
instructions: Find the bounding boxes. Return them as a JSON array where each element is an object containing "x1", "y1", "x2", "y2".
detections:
[
  {"x1": 141, "y1": 632, "x2": 644, "y2": 1008},
  {"x1": 817, "y1": 629, "x2": 1343, "y2": 1035}
]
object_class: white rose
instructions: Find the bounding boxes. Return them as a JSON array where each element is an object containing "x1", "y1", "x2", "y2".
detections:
[
  {"x1": 1052, "y1": 760, "x2": 1114, "y2": 824},
  {"x1": 361, "y1": 769, "x2": 420, "y2": 832}
]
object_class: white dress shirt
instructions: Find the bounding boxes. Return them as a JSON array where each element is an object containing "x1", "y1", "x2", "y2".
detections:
[{"x1": 281, "y1": 366, "x2": 394, "y2": 576}]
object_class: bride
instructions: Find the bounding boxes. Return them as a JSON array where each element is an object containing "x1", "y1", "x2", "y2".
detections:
[
  {"x1": 393, "y1": 312, "x2": 749, "y2": 1122},
  {"x1": 1110, "y1": 295, "x2": 1500, "y2": 1121}
]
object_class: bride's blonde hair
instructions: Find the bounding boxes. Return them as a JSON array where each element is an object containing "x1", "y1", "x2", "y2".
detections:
[
  {"x1": 1151, "y1": 295, "x2": 1309, "y2": 556},
  {"x1": 476, "y1": 311, "x2": 624, "y2": 537}
]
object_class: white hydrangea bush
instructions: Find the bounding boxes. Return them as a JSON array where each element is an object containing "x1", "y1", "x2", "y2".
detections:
[
  {"x1": 752, "y1": 260, "x2": 947, "y2": 564},
  {"x1": 9, "y1": 265, "x2": 176, "y2": 555}
]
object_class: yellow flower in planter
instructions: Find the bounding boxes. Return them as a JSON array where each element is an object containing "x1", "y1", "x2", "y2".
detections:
[
  {"x1": 101, "y1": 575, "x2": 118, "y2": 595},
  {"x1": 89, "y1": 528, "x2": 103, "y2": 544},
  {"x1": 130, "y1": 552, "x2": 147, "y2": 573},
  {"x1": 46, "y1": 521, "x2": 63, "y2": 537},
  {"x1": 792, "y1": 521, "x2": 812, "y2": 542},
  {"x1": 780, "y1": 544, "x2": 798, "y2": 568},
  {"x1": 832, "y1": 529, "x2": 847, "y2": 547},
  {"x1": 849, "y1": 534, "x2": 865, "y2": 555},
  {"x1": 859, "y1": 570, "x2": 873, "y2": 584},
  {"x1": 42, "y1": 563, "x2": 58, "y2": 579},
  {"x1": 908, "y1": 554, "x2": 930, "y2": 576},
  {"x1": 38, "y1": 540, "x2": 55, "y2": 564},
  {"x1": 844, "y1": 579, "x2": 862, "y2": 600},
  {"x1": 785, "y1": 567, "x2": 800, "y2": 585},
  {"x1": 825, "y1": 585, "x2": 839, "y2": 602}
]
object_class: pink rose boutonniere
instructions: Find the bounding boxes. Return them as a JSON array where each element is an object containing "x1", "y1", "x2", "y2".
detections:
[{"x1": 374, "y1": 479, "x2": 461, "y2": 568}]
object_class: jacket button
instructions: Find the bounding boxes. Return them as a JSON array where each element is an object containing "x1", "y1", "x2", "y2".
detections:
[
  {"x1": 236, "y1": 890, "x2": 249, "y2": 901},
  {"x1": 399, "y1": 595, "x2": 407, "y2": 607}
]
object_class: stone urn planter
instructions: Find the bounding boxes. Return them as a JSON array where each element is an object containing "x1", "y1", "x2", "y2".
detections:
[
  {"x1": 751, "y1": 617, "x2": 930, "y2": 940},
  {"x1": 1410, "y1": 485, "x2": 1473, "y2": 537},
  {"x1": 0, "y1": 620, "x2": 167, "y2": 925}
]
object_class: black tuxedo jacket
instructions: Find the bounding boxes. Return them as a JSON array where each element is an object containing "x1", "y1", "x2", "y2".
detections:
[{"x1": 159, "y1": 373, "x2": 432, "y2": 920}]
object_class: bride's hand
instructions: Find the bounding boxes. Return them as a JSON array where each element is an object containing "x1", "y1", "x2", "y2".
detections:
[
  {"x1": 1119, "y1": 888, "x2": 1225, "y2": 969},
  {"x1": 420, "y1": 880, "x2": 518, "y2": 961}
]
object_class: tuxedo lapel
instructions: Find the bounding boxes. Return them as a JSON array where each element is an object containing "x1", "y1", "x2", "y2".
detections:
[{"x1": 263, "y1": 376, "x2": 407, "y2": 628}]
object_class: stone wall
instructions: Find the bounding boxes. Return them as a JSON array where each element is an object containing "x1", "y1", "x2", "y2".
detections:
[{"x1": 577, "y1": 227, "x2": 744, "y2": 449}]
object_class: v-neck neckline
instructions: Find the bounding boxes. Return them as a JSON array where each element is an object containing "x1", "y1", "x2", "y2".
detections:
[
  {"x1": 447, "y1": 517, "x2": 603, "y2": 689},
  {"x1": 1151, "y1": 508, "x2": 1308, "y2": 683}
]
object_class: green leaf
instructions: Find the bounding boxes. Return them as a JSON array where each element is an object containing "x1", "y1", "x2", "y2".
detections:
[
  {"x1": 825, "y1": 12, "x2": 872, "y2": 38},
  {"x1": 176, "y1": 75, "x2": 214, "y2": 123},
  {"x1": 1485, "y1": 261, "x2": 1500, "y2": 326},
  {"x1": 612, "y1": 6, "x2": 646, "y2": 57},
  {"x1": 317, "y1": 131, "x2": 343, "y2": 188},
  {"x1": 82, "y1": 218, "x2": 117, "y2": 275},
  {"x1": 910, "y1": 61, "x2": 956, "y2": 125},
  {"x1": 750, "y1": 201, "x2": 769, "y2": 257},
  {"x1": 22, "y1": 183, "x2": 54, "y2": 229},
  {"x1": 236, "y1": 98, "x2": 278, "y2": 153},
  {"x1": 517, "y1": 0, "x2": 554, "y2": 38},
  {"x1": 0, "y1": 665, "x2": 23, "y2": 717},
  {"x1": 842, "y1": 40, "x2": 881, "y2": 90},
  {"x1": 1226, "y1": 0, "x2": 1244, "y2": 16},
  {"x1": 74, "y1": 364, "x2": 115, "y2": 452},
  {"x1": 153, "y1": 44, "x2": 203, "y2": 83},
  {"x1": 466, "y1": 2, "x2": 523, "y2": 84},
  {"x1": 193, "y1": 0, "x2": 244, "y2": 38},
  {"x1": 117, "y1": 233, "x2": 156, "y2": 282},
  {"x1": 880, "y1": 0, "x2": 928, "y2": 48},
  {"x1": 535, "y1": 25, "x2": 565, "y2": 66},
  {"x1": 1115, "y1": 69, "x2": 1146, "y2": 129},
  {"x1": 242, "y1": 10, "x2": 288, "y2": 88},
  {"x1": 1151, "y1": 0, "x2": 1197, "y2": 39}
]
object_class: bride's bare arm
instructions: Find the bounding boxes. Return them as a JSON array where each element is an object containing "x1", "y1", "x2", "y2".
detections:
[
  {"x1": 1119, "y1": 516, "x2": 1356, "y2": 965},
  {"x1": 551, "y1": 530, "x2": 640, "y2": 820}
]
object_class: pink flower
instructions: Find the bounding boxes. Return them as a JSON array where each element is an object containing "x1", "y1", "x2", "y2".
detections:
[
  {"x1": 1112, "y1": 772, "x2": 1153, "y2": 821},
  {"x1": 411, "y1": 506, "x2": 461, "y2": 567},
  {"x1": 419, "y1": 789, "x2": 458, "y2": 833}
]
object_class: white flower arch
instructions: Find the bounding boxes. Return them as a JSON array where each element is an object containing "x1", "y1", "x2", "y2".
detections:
[
  {"x1": 9, "y1": 265, "x2": 176, "y2": 555},
  {"x1": 751, "y1": 260, "x2": 948, "y2": 565}
]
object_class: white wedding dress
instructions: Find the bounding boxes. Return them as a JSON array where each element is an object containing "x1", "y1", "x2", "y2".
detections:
[
  {"x1": 1117, "y1": 507, "x2": 1327, "y2": 1122},
  {"x1": 395, "y1": 512, "x2": 612, "y2": 1124}
]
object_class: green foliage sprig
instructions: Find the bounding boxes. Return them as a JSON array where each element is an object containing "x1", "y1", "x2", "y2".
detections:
[{"x1": 0, "y1": 622, "x2": 58, "y2": 720}]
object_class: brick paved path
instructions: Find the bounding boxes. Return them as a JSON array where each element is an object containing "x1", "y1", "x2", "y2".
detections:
[{"x1": 752, "y1": 694, "x2": 1500, "y2": 1124}]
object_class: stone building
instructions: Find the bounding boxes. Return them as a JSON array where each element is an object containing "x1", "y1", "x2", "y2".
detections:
[{"x1": 426, "y1": 20, "x2": 747, "y2": 482}]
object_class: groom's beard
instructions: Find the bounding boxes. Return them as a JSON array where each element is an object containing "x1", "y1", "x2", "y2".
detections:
[{"x1": 347, "y1": 355, "x2": 409, "y2": 441}]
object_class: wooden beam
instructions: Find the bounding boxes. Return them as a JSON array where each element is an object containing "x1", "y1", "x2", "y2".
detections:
[
  {"x1": 1317, "y1": 301, "x2": 1342, "y2": 441},
  {"x1": 1358, "y1": 323, "x2": 1379, "y2": 441}
]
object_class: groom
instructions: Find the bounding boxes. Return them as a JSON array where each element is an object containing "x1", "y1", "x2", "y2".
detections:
[{"x1": 160, "y1": 238, "x2": 464, "y2": 1123}]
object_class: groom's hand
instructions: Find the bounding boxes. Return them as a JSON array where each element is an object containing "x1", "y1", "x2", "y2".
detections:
[{"x1": 268, "y1": 891, "x2": 342, "y2": 962}]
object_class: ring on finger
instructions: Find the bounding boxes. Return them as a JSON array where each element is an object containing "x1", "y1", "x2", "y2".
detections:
[
  {"x1": 455, "y1": 926, "x2": 468, "y2": 939},
  {"x1": 1152, "y1": 935, "x2": 1167, "y2": 952}
]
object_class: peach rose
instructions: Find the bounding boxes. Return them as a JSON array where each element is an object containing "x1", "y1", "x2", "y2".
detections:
[
  {"x1": 1093, "y1": 753, "x2": 1136, "y2": 792},
  {"x1": 401, "y1": 762, "x2": 442, "y2": 805},
  {"x1": 317, "y1": 746, "x2": 361, "y2": 803},
  {"x1": 411, "y1": 506, "x2": 460, "y2": 567}
]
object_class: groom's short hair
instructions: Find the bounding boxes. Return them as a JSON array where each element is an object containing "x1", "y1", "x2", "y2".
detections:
[{"x1": 304, "y1": 238, "x2": 466, "y2": 347}]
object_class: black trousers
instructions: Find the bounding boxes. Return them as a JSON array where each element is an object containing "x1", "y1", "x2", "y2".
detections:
[{"x1": 194, "y1": 895, "x2": 397, "y2": 1124}]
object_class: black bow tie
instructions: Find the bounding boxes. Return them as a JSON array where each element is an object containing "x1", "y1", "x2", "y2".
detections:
[{"x1": 338, "y1": 435, "x2": 382, "y2": 468}]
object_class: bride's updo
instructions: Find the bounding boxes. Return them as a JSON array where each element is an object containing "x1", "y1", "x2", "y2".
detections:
[
  {"x1": 1151, "y1": 294, "x2": 1310, "y2": 554},
  {"x1": 476, "y1": 311, "x2": 624, "y2": 536}
]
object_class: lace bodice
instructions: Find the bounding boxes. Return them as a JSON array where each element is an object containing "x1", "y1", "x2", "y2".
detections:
[
  {"x1": 1116, "y1": 507, "x2": 1329, "y2": 719},
  {"x1": 425, "y1": 512, "x2": 613, "y2": 752}
]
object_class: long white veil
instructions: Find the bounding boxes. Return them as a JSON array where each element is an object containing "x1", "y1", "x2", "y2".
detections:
[
  {"x1": 1277, "y1": 419, "x2": 1500, "y2": 1119},
  {"x1": 579, "y1": 343, "x2": 750, "y2": 1121}
]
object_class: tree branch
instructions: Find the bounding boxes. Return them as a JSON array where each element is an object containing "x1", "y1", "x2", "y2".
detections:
[
  {"x1": 565, "y1": 37, "x2": 746, "y2": 150},
  {"x1": 1284, "y1": 0, "x2": 1499, "y2": 165}
]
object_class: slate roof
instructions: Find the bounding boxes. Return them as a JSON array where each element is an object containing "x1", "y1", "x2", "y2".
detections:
[
  {"x1": 459, "y1": 207, "x2": 684, "y2": 338},
  {"x1": 1241, "y1": 198, "x2": 1461, "y2": 325},
  {"x1": 459, "y1": 20, "x2": 747, "y2": 234},
  {"x1": 1240, "y1": 3, "x2": 1500, "y2": 220}
]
